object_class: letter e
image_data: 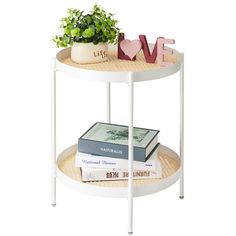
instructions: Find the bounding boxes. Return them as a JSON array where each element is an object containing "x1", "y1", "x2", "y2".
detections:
[{"x1": 157, "y1": 37, "x2": 175, "y2": 66}]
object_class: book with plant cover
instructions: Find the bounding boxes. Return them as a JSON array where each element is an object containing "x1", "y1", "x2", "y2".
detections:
[{"x1": 78, "y1": 122, "x2": 159, "y2": 162}]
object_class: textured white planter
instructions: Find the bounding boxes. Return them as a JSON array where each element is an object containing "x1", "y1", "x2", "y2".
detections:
[{"x1": 71, "y1": 42, "x2": 108, "y2": 64}]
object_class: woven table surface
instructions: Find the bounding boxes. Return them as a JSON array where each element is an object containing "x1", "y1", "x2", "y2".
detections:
[
  {"x1": 58, "y1": 149, "x2": 180, "y2": 188},
  {"x1": 57, "y1": 49, "x2": 179, "y2": 72}
]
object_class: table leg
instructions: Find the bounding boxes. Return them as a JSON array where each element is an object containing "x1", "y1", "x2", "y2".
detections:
[
  {"x1": 106, "y1": 82, "x2": 111, "y2": 123},
  {"x1": 51, "y1": 58, "x2": 56, "y2": 206},
  {"x1": 128, "y1": 73, "x2": 134, "y2": 234},
  {"x1": 179, "y1": 53, "x2": 184, "y2": 199}
]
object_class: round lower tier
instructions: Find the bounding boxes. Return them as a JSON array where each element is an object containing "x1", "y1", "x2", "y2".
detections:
[{"x1": 57, "y1": 144, "x2": 181, "y2": 198}]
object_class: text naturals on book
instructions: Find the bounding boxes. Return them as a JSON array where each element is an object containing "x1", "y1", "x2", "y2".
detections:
[{"x1": 100, "y1": 147, "x2": 123, "y2": 155}]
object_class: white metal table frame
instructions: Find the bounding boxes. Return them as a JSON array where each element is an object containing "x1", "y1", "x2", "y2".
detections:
[{"x1": 51, "y1": 51, "x2": 184, "y2": 234}]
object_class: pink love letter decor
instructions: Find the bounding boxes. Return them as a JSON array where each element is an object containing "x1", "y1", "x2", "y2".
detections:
[
  {"x1": 120, "y1": 39, "x2": 142, "y2": 60},
  {"x1": 157, "y1": 37, "x2": 175, "y2": 66},
  {"x1": 139, "y1": 35, "x2": 158, "y2": 63}
]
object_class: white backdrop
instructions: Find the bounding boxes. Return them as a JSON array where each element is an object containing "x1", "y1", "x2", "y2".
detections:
[{"x1": 0, "y1": 0, "x2": 235, "y2": 235}]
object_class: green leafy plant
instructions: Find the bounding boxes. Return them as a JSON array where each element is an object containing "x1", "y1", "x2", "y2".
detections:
[{"x1": 53, "y1": 4, "x2": 120, "y2": 47}]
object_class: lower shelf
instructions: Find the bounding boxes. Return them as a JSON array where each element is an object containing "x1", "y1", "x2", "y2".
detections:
[{"x1": 57, "y1": 144, "x2": 181, "y2": 198}]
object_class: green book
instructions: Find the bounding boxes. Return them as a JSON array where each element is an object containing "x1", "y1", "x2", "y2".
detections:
[{"x1": 78, "y1": 122, "x2": 159, "y2": 162}]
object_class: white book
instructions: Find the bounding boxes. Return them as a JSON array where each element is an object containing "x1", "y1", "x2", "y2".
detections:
[
  {"x1": 81, "y1": 165, "x2": 162, "y2": 181},
  {"x1": 75, "y1": 144, "x2": 160, "y2": 171}
]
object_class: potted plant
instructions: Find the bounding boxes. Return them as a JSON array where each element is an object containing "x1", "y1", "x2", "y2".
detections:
[{"x1": 52, "y1": 4, "x2": 120, "y2": 64}]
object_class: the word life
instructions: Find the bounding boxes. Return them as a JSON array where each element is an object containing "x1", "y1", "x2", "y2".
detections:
[{"x1": 94, "y1": 50, "x2": 107, "y2": 58}]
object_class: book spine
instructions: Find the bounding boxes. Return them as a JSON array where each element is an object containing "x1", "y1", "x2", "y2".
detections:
[
  {"x1": 81, "y1": 167, "x2": 162, "y2": 182},
  {"x1": 75, "y1": 145, "x2": 159, "y2": 170},
  {"x1": 76, "y1": 154, "x2": 157, "y2": 170},
  {"x1": 78, "y1": 139, "x2": 146, "y2": 162}
]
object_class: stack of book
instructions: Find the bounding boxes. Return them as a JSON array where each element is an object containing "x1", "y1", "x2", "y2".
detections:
[{"x1": 76, "y1": 122, "x2": 162, "y2": 182}]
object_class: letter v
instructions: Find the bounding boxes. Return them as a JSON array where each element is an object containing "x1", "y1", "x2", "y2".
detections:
[{"x1": 139, "y1": 35, "x2": 158, "y2": 63}]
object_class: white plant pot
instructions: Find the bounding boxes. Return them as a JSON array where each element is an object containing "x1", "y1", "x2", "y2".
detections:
[{"x1": 71, "y1": 42, "x2": 108, "y2": 64}]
